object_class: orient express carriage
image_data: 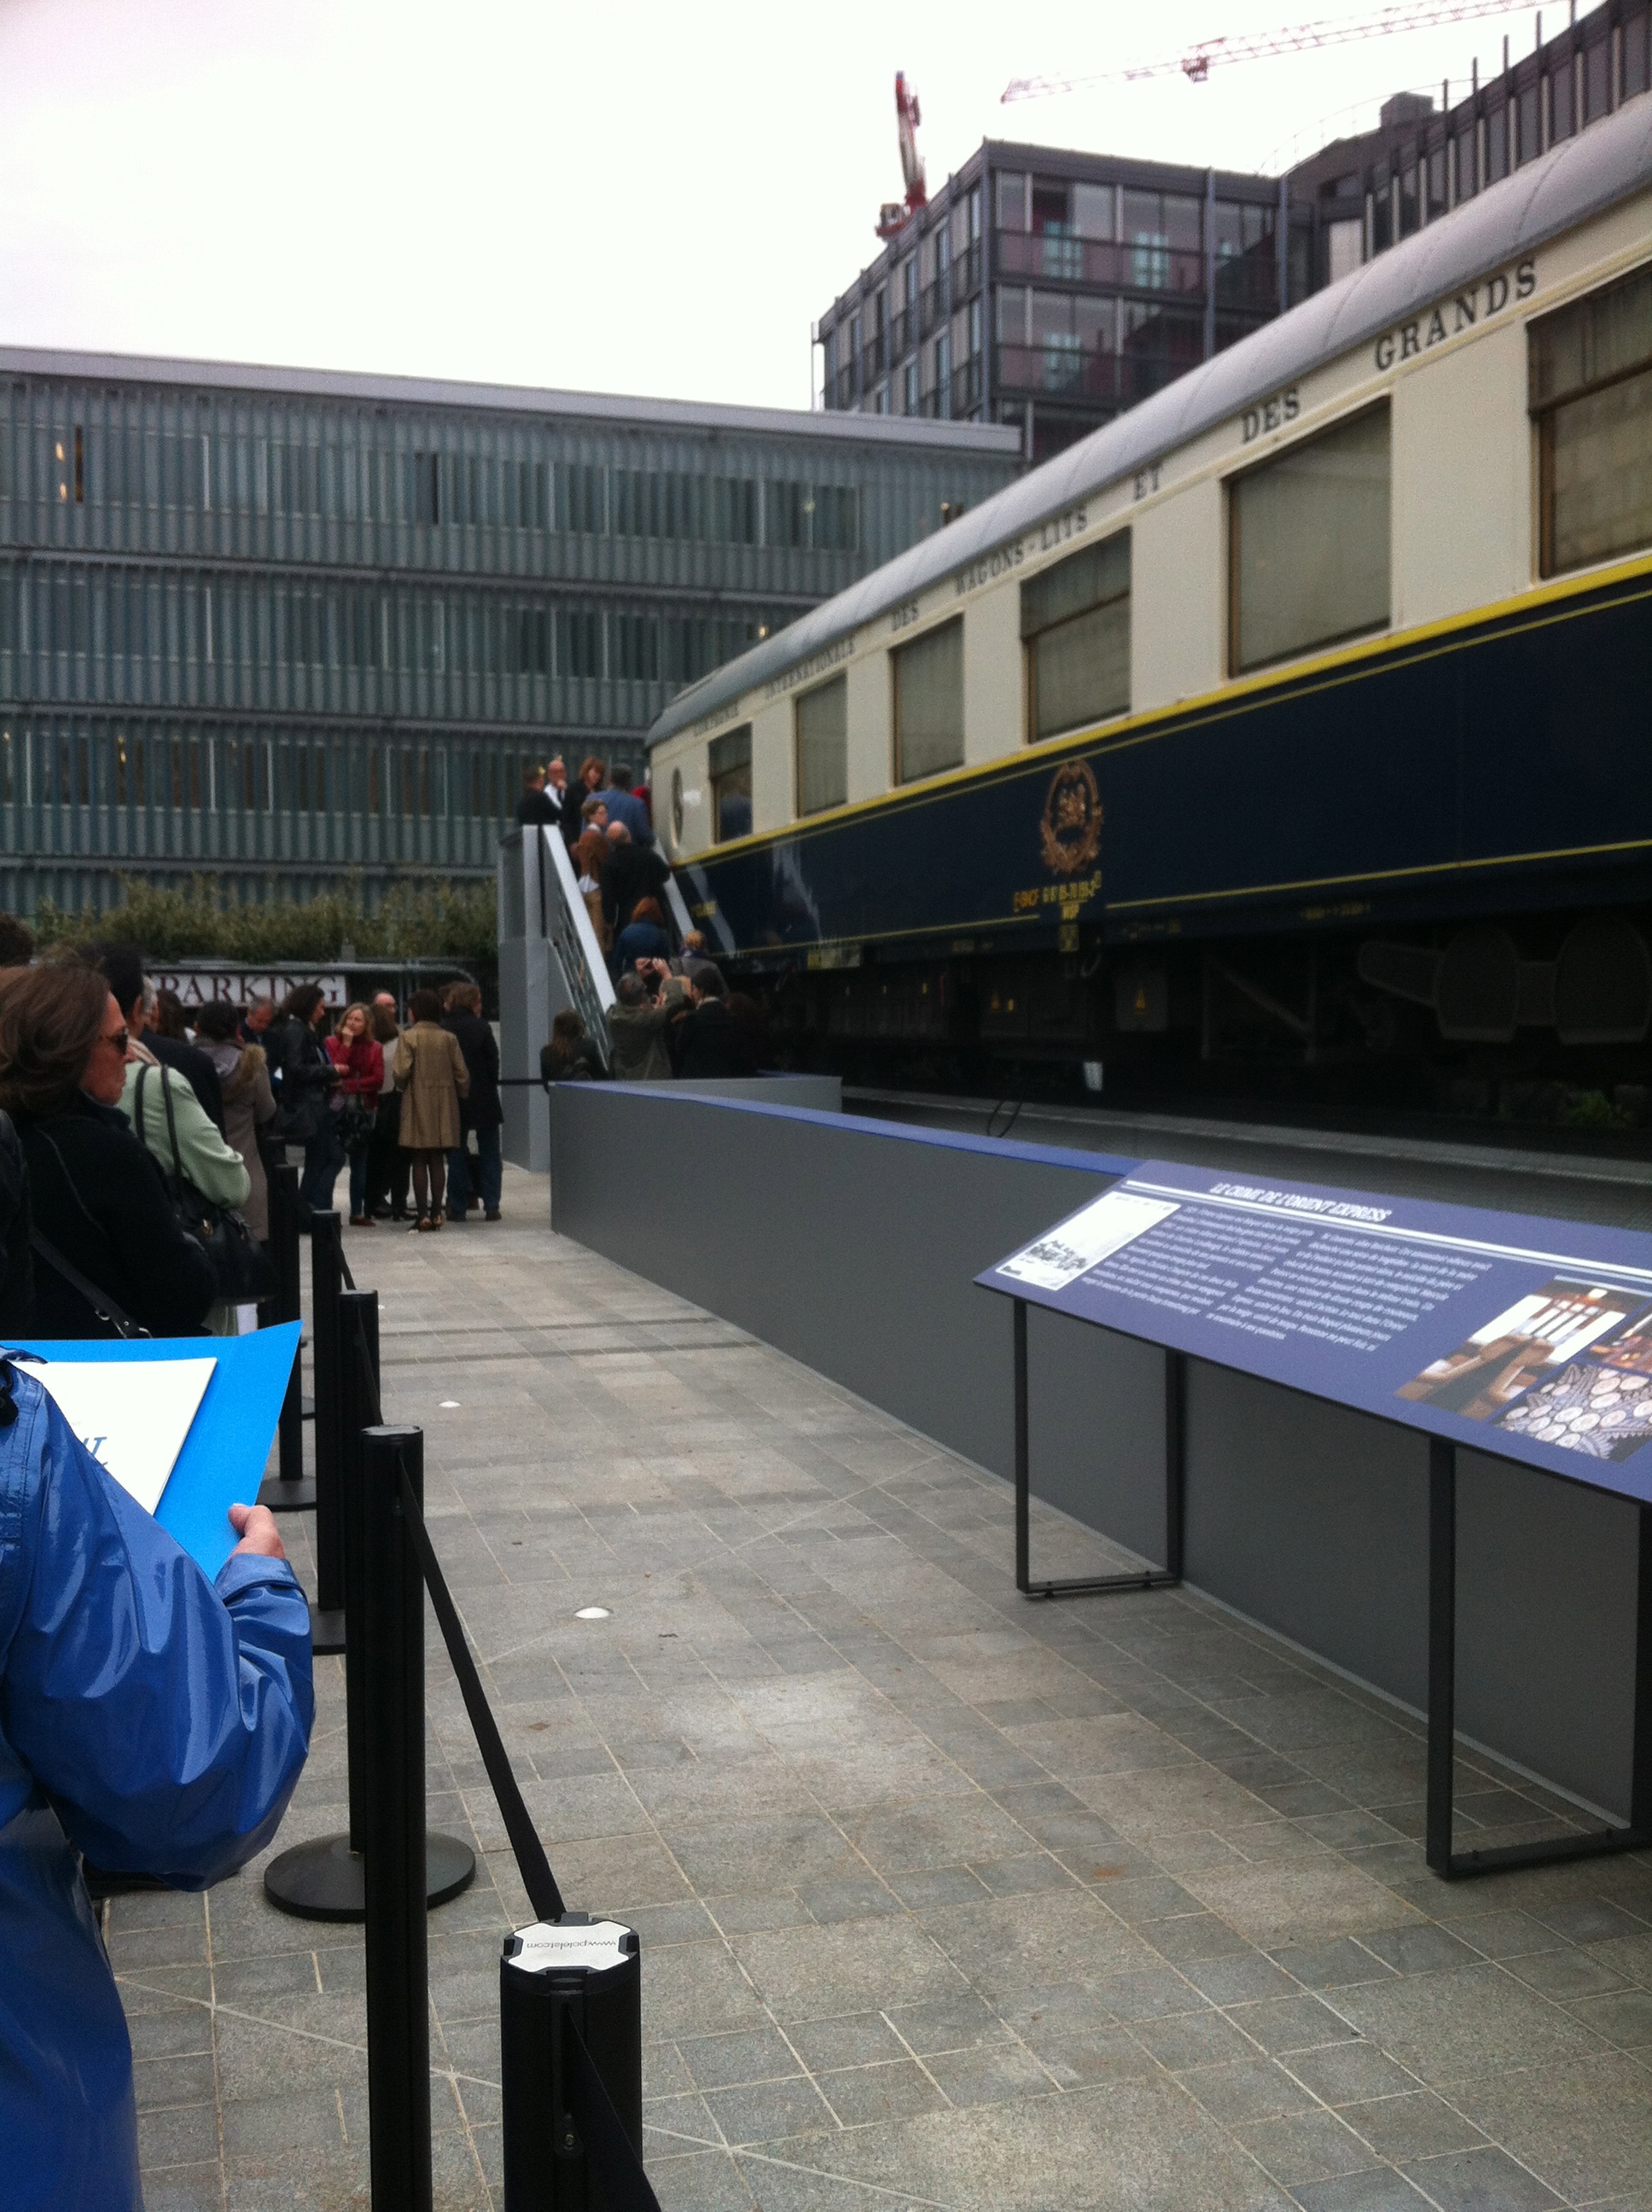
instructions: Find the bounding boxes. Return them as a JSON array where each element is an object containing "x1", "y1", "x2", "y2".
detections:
[{"x1": 648, "y1": 100, "x2": 1652, "y2": 1111}]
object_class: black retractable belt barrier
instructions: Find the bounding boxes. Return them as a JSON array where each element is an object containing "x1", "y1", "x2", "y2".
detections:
[
  {"x1": 501, "y1": 1923, "x2": 645, "y2": 2211},
  {"x1": 307, "y1": 1210, "x2": 347, "y2": 1652},
  {"x1": 264, "y1": 1295, "x2": 476, "y2": 1923},
  {"x1": 258, "y1": 1162, "x2": 316, "y2": 1511},
  {"x1": 387, "y1": 1454, "x2": 661, "y2": 2209},
  {"x1": 360, "y1": 1425, "x2": 435, "y2": 2212}
]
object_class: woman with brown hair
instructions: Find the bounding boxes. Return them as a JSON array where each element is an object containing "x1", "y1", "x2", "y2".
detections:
[
  {"x1": 393, "y1": 988, "x2": 468, "y2": 1231},
  {"x1": 268, "y1": 982, "x2": 340, "y2": 1214},
  {"x1": 613, "y1": 894, "x2": 671, "y2": 974},
  {"x1": 0, "y1": 964, "x2": 215, "y2": 1335},
  {"x1": 325, "y1": 1003, "x2": 385, "y2": 1228},
  {"x1": 194, "y1": 998, "x2": 278, "y2": 1240}
]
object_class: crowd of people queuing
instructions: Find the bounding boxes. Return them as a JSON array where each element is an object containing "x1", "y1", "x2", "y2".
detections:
[
  {"x1": 517, "y1": 754, "x2": 771, "y2": 1086},
  {"x1": 0, "y1": 914, "x2": 508, "y2": 1343}
]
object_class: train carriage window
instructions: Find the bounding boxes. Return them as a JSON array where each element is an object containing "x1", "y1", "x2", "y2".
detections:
[
  {"x1": 1531, "y1": 262, "x2": 1652, "y2": 576},
  {"x1": 795, "y1": 674, "x2": 847, "y2": 817},
  {"x1": 1229, "y1": 405, "x2": 1390, "y2": 673},
  {"x1": 892, "y1": 618, "x2": 963, "y2": 784},
  {"x1": 709, "y1": 725, "x2": 753, "y2": 842},
  {"x1": 1021, "y1": 531, "x2": 1130, "y2": 742}
]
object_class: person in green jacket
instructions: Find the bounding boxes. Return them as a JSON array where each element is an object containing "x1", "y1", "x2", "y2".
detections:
[{"x1": 120, "y1": 988, "x2": 252, "y2": 1333}]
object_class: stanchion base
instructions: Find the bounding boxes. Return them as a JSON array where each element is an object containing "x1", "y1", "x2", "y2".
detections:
[
  {"x1": 309, "y1": 1603, "x2": 346, "y2": 1654},
  {"x1": 259, "y1": 1477, "x2": 317, "y2": 1512},
  {"x1": 263, "y1": 1831, "x2": 476, "y2": 1922}
]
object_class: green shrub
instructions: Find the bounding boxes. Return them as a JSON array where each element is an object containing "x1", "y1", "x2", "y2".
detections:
[{"x1": 32, "y1": 876, "x2": 497, "y2": 965}]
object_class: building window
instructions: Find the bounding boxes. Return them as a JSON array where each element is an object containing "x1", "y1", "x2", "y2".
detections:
[
  {"x1": 893, "y1": 618, "x2": 963, "y2": 783},
  {"x1": 997, "y1": 170, "x2": 1027, "y2": 230},
  {"x1": 811, "y1": 485, "x2": 859, "y2": 552},
  {"x1": 1532, "y1": 260, "x2": 1652, "y2": 577},
  {"x1": 1627, "y1": 10, "x2": 1649, "y2": 98},
  {"x1": 1229, "y1": 406, "x2": 1391, "y2": 673},
  {"x1": 709, "y1": 725, "x2": 752, "y2": 841},
  {"x1": 1454, "y1": 120, "x2": 1477, "y2": 201},
  {"x1": 1327, "y1": 219, "x2": 1363, "y2": 284},
  {"x1": 1551, "y1": 56, "x2": 1575, "y2": 140},
  {"x1": 1517, "y1": 79, "x2": 1540, "y2": 164},
  {"x1": 1021, "y1": 531, "x2": 1131, "y2": 742},
  {"x1": 904, "y1": 360, "x2": 919, "y2": 414},
  {"x1": 794, "y1": 673, "x2": 847, "y2": 816},
  {"x1": 1487, "y1": 99, "x2": 1509, "y2": 180}
]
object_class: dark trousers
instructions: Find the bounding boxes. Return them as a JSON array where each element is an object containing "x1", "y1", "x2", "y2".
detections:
[
  {"x1": 446, "y1": 1128, "x2": 503, "y2": 1216},
  {"x1": 365, "y1": 1095, "x2": 410, "y2": 1217},
  {"x1": 300, "y1": 1125, "x2": 345, "y2": 1214}
]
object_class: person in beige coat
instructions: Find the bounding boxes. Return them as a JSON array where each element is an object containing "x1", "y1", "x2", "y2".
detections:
[{"x1": 393, "y1": 988, "x2": 468, "y2": 1231}]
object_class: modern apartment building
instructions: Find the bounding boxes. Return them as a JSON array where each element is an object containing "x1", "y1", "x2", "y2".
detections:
[
  {"x1": 0, "y1": 349, "x2": 1019, "y2": 915},
  {"x1": 817, "y1": 0, "x2": 1652, "y2": 460},
  {"x1": 817, "y1": 142, "x2": 1292, "y2": 463}
]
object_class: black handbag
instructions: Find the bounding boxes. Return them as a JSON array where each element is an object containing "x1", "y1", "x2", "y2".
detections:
[
  {"x1": 138, "y1": 1064, "x2": 276, "y2": 1306},
  {"x1": 336, "y1": 1099, "x2": 376, "y2": 1154}
]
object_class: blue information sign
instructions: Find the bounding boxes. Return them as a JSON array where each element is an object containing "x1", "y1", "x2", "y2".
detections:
[{"x1": 979, "y1": 1159, "x2": 1652, "y2": 1505}]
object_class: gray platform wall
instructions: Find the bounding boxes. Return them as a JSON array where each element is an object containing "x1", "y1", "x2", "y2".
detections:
[{"x1": 549, "y1": 1085, "x2": 1640, "y2": 1819}]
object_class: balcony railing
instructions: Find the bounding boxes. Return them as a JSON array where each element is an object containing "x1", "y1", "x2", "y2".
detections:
[
  {"x1": 950, "y1": 358, "x2": 983, "y2": 416},
  {"x1": 919, "y1": 276, "x2": 948, "y2": 339},
  {"x1": 891, "y1": 306, "x2": 914, "y2": 358},
  {"x1": 996, "y1": 344, "x2": 1201, "y2": 409},
  {"x1": 996, "y1": 230, "x2": 1206, "y2": 297},
  {"x1": 860, "y1": 329, "x2": 889, "y2": 385}
]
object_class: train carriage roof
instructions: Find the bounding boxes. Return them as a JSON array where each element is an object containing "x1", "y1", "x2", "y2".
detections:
[{"x1": 650, "y1": 90, "x2": 1652, "y2": 749}]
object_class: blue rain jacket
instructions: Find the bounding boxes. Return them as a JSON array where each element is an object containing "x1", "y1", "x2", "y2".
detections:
[{"x1": 0, "y1": 1362, "x2": 313, "y2": 2212}]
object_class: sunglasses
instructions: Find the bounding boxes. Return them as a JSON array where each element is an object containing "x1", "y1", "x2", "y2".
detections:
[{"x1": 101, "y1": 1027, "x2": 131, "y2": 1053}]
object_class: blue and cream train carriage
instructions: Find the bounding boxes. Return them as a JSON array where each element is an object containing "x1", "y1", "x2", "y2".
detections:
[{"x1": 648, "y1": 98, "x2": 1652, "y2": 1104}]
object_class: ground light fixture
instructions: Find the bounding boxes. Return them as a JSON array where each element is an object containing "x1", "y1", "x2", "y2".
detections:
[{"x1": 574, "y1": 1606, "x2": 611, "y2": 1621}]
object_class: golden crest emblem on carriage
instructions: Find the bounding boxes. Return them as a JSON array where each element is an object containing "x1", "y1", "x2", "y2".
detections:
[{"x1": 1039, "y1": 760, "x2": 1102, "y2": 876}]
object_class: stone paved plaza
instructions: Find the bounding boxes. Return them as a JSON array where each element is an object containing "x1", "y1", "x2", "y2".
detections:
[{"x1": 113, "y1": 1164, "x2": 1652, "y2": 2211}]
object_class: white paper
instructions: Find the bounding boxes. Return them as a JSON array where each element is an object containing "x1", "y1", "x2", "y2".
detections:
[
  {"x1": 32, "y1": 1358, "x2": 217, "y2": 1514},
  {"x1": 506, "y1": 1919, "x2": 632, "y2": 1976},
  {"x1": 998, "y1": 1190, "x2": 1181, "y2": 1291}
]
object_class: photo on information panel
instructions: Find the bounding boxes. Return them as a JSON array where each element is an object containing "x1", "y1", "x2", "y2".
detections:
[{"x1": 1396, "y1": 1278, "x2": 1651, "y2": 1423}]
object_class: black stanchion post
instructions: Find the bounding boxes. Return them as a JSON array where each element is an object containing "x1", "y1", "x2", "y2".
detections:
[
  {"x1": 1013, "y1": 1300, "x2": 1030, "y2": 1596},
  {"x1": 341, "y1": 1289, "x2": 377, "y2": 1859},
  {"x1": 264, "y1": 1296, "x2": 475, "y2": 1922},
  {"x1": 1426, "y1": 1436, "x2": 1457, "y2": 1878},
  {"x1": 259, "y1": 1161, "x2": 316, "y2": 1511},
  {"x1": 361, "y1": 1423, "x2": 433, "y2": 2212},
  {"x1": 500, "y1": 1918, "x2": 645, "y2": 2212},
  {"x1": 309, "y1": 1209, "x2": 346, "y2": 1652}
]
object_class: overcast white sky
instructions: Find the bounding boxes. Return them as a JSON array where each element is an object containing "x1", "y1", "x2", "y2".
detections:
[{"x1": 0, "y1": 0, "x2": 1559, "y2": 410}]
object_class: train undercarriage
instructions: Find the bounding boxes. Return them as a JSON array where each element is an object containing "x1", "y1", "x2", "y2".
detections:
[{"x1": 746, "y1": 905, "x2": 1652, "y2": 1140}]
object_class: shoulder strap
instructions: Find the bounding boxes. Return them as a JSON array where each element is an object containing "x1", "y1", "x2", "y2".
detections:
[
  {"x1": 157, "y1": 1062, "x2": 186, "y2": 1181},
  {"x1": 27, "y1": 1224, "x2": 145, "y2": 1337}
]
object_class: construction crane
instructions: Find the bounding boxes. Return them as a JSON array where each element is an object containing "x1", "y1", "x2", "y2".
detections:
[
  {"x1": 876, "y1": 73, "x2": 929, "y2": 239},
  {"x1": 1003, "y1": 0, "x2": 1535, "y2": 102}
]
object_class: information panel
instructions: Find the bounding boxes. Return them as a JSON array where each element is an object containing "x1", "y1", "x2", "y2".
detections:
[{"x1": 979, "y1": 1159, "x2": 1652, "y2": 1505}]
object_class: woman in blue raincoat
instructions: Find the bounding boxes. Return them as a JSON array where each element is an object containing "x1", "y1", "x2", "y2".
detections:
[{"x1": 0, "y1": 1351, "x2": 313, "y2": 2211}]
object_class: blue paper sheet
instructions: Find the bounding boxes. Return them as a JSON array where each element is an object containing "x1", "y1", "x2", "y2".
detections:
[
  {"x1": 8, "y1": 1324, "x2": 300, "y2": 1576},
  {"x1": 979, "y1": 1161, "x2": 1652, "y2": 1505}
]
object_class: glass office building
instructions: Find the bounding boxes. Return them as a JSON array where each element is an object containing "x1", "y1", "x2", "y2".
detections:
[{"x1": 0, "y1": 349, "x2": 1020, "y2": 917}]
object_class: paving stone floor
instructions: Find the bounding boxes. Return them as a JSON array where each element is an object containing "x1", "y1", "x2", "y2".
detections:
[{"x1": 113, "y1": 1164, "x2": 1652, "y2": 2211}]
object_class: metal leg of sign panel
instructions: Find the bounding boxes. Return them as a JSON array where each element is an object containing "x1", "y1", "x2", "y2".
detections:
[
  {"x1": 1426, "y1": 1440, "x2": 1652, "y2": 1880},
  {"x1": 1014, "y1": 1297, "x2": 1184, "y2": 1602}
]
